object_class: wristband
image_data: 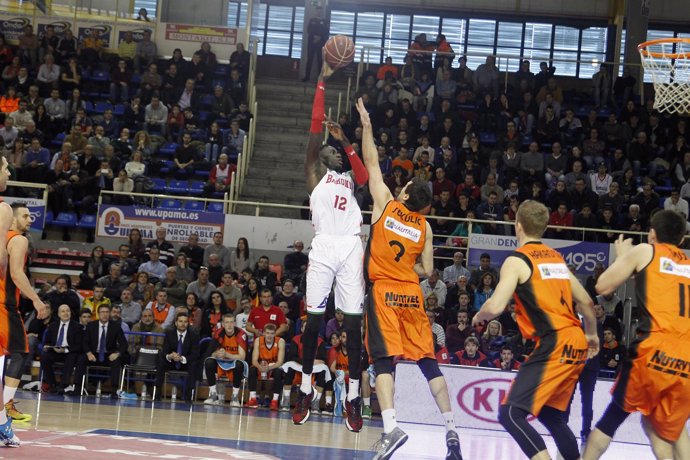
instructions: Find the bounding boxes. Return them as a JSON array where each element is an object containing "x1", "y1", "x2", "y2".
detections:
[{"x1": 345, "y1": 145, "x2": 356, "y2": 157}]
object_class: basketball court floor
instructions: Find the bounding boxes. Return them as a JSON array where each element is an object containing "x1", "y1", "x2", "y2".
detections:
[{"x1": 7, "y1": 391, "x2": 655, "y2": 459}]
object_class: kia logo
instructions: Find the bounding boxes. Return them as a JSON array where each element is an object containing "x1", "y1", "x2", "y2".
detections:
[{"x1": 457, "y1": 378, "x2": 512, "y2": 424}]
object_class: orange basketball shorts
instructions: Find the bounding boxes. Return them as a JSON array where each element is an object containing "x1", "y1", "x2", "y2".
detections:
[{"x1": 0, "y1": 304, "x2": 28, "y2": 355}]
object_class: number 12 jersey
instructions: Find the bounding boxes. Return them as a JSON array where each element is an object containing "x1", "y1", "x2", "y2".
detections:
[{"x1": 310, "y1": 170, "x2": 362, "y2": 237}]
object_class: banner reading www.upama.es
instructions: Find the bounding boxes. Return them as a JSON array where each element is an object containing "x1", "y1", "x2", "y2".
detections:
[
  {"x1": 97, "y1": 205, "x2": 224, "y2": 245},
  {"x1": 467, "y1": 234, "x2": 610, "y2": 275}
]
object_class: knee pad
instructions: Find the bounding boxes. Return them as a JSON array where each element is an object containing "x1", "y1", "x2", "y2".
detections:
[
  {"x1": 417, "y1": 357, "x2": 443, "y2": 381},
  {"x1": 5, "y1": 352, "x2": 27, "y2": 380},
  {"x1": 595, "y1": 401, "x2": 630, "y2": 438},
  {"x1": 374, "y1": 357, "x2": 394, "y2": 376}
]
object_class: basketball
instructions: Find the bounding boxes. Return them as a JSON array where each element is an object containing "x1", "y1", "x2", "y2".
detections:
[{"x1": 323, "y1": 35, "x2": 355, "y2": 70}]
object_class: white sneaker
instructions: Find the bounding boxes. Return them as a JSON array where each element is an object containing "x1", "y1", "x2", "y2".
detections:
[
  {"x1": 230, "y1": 397, "x2": 241, "y2": 407},
  {"x1": 203, "y1": 392, "x2": 219, "y2": 405},
  {"x1": 63, "y1": 384, "x2": 75, "y2": 393}
]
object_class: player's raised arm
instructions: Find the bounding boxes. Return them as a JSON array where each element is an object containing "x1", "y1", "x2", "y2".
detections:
[
  {"x1": 596, "y1": 235, "x2": 651, "y2": 296},
  {"x1": 473, "y1": 256, "x2": 526, "y2": 326},
  {"x1": 305, "y1": 59, "x2": 334, "y2": 193},
  {"x1": 355, "y1": 98, "x2": 392, "y2": 217}
]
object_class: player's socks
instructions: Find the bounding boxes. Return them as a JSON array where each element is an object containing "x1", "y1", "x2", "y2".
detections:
[
  {"x1": 442, "y1": 411, "x2": 456, "y2": 433},
  {"x1": 282, "y1": 389, "x2": 290, "y2": 400},
  {"x1": 347, "y1": 379, "x2": 360, "y2": 402},
  {"x1": 325, "y1": 394, "x2": 332, "y2": 405},
  {"x1": 232, "y1": 388, "x2": 240, "y2": 397},
  {"x1": 208, "y1": 385, "x2": 217, "y2": 395},
  {"x1": 363, "y1": 397, "x2": 371, "y2": 406},
  {"x1": 0, "y1": 409, "x2": 7, "y2": 424},
  {"x1": 382, "y1": 409, "x2": 397, "y2": 434},
  {"x1": 3, "y1": 386, "x2": 16, "y2": 404},
  {"x1": 249, "y1": 391, "x2": 256, "y2": 399},
  {"x1": 272, "y1": 393, "x2": 279, "y2": 401},
  {"x1": 299, "y1": 376, "x2": 312, "y2": 394}
]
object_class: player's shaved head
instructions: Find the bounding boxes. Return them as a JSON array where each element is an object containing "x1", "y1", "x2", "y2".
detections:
[{"x1": 516, "y1": 200, "x2": 549, "y2": 238}]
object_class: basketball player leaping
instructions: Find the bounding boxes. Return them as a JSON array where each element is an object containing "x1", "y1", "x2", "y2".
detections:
[
  {"x1": 293, "y1": 58, "x2": 369, "y2": 432},
  {"x1": 0, "y1": 157, "x2": 49, "y2": 447},
  {"x1": 583, "y1": 211, "x2": 690, "y2": 460},
  {"x1": 355, "y1": 99, "x2": 463, "y2": 460},
  {"x1": 473, "y1": 200, "x2": 599, "y2": 460}
]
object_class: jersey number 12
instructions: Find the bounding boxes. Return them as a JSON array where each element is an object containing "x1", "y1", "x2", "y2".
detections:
[{"x1": 333, "y1": 195, "x2": 347, "y2": 211}]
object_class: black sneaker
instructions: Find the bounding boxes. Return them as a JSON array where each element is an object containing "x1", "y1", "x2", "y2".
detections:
[
  {"x1": 372, "y1": 427, "x2": 408, "y2": 460},
  {"x1": 446, "y1": 430, "x2": 463, "y2": 460}
]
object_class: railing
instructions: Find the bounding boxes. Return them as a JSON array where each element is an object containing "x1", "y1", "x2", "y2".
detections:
[{"x1": 355, "y1": 45, "x2": 647, "y2": 104}]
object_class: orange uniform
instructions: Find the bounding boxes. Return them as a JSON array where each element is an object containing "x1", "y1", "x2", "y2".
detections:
[
  {"x1": 503, "y1": 242, "x2": 587, "y2": 416},
  {"x1": 150, "y1": 302, "x2": 173, "y2": 326},
  {"x1": 0, "y1": 231, "x2": 29, "y2": 354},
  {"x1": 216, "y1": 330, "x2": 247, "y2": 380},
  {"x1": 365, "y1": 200, "x2": 434, "y2": 361},
  {"x1": 613, "y1": 243, "x2": 690, "y2": 440},
  {"x1": 255, "y1": 336, "x2": 282, "y2": 381}
]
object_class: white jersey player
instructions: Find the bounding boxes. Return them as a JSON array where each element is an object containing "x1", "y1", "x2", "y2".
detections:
[{"x1": 292, "y1": 59, "x2": 369, "y2": 433}]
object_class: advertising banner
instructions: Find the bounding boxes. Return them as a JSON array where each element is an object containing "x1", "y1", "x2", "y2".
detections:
[
  {"x1": 0, "y1": 16, "x2": 31, "y2": 44},
  {"x1": 2, "y1": 196, "x2": 46, "y2": 231},
  {"x1": 395, "y1": 361, "x2": 690, "y2": 444},
  {"x1": 114, "y1": 25, "x2": 152, "y2": 44},
  {"x1": 37, "y1": 18, "x2": 72, "y2": 37},
  {"x1": 97, "y1": 205, "x2": 224, "y2": 245},
  {"x1": 467, "y1": 234, "x2": 610, "y2": 275},
  {"x1": 165, "y1": 23, "x2": 238, "y2": 45},
  {"x1": 76, "y1": 23, "x2": 113, "y2": 49}
]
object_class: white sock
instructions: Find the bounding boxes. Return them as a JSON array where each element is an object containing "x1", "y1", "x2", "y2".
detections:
[
  {"x1": 363, "y1": 397, "x2": 371, "y2": 406},
  {"x1": 347, "y1": 378, "x2": 360, "y2": 401},
  {"x1": 0, "y1": 409, "x2": 6, "y2": 424},
  {"x1": 208, "y1": 385, "x2": 217, "y2": 395},
  {"x1": 249, "y1": 391, "x2": 256, "y2": 399},
  {"x1": 3, "y1": 385, "x2": 17, "y2": 403},
  {"x1": 232, "y1": 387, "x2": 240, "y2": 397},
  {"x1": 325, "y1": 394, "x2": 332, "y2": 405},
  {"x1": 442, "y1": 411, "x2": 456, "y2": 432},
  {"x1": 382, "y1": 408, "x2": 397, "y2": 434},
  {"x1": 272, "y1": 393, "x2": 279, "y2": 401},
  {"x1": 0, "y1": 356, "x2": 5, "y2": 381},
  {"x1": 300, "y1": 374, "x2": 312, "y2": 394},
  {"x1": 282, "y1": 389, "x2": 290, "y2": 399}
]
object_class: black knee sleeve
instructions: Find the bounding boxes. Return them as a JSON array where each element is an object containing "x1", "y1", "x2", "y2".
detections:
[
  {"x1": 595, "y1": 401, "x2": 631, "y2": 438},
  {"x1": 498, "y1": 405, "x2": 547, "y2": 459},
  {"x1": 417, "y1": 357, "x2": 443, "y2": 381},
  {"x1": 301, "y1": 313, "x2": 324, "y2": 374},
  {"x1": 343, "y1": 314, "x2": 362, "y2": 378},
  {"x1": 5, "y1": 352, "x2": 27, "y2": 380},
  {"x1": 374, "y1": 357, "x2": 394, "y2": 376},
  {"x1": 538, "y1": 406, "x2": 580, "y2": 460}
]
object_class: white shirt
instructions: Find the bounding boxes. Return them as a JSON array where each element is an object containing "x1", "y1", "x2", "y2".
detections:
[
  {"x1": 664, "y1": 197, "x2": 689, "y2": 219},
  {"x1": 167, "y1": 330, "x2": 188, "y2": 364},
  {"x1": 310, "y1": 170, "x2": 362, "y2": 236}
]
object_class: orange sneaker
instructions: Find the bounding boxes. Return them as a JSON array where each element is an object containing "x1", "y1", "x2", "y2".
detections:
[
  {"x1": 269, "y1": 400, "x2": 279, "y2": 411},
  {"x1": 245, "y1": 398, "x2": 259, "y2": 408}
]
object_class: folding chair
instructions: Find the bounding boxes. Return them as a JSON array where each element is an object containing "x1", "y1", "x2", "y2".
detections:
[
  {"x1": 196, "y1": 358, "x2": 249, "y2": 403},
  {"x1": 119, "y1": 346, "x2": 160, "y2": 399}
]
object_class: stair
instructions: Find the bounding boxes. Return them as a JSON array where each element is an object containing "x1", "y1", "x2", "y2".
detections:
[{"x1": 237, "y1": 77, "x2": 347, "y2": 218}]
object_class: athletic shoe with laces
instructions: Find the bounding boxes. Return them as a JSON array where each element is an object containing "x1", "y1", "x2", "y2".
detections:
[
  {"x1": 230, "y1": 396, "x2": 241, "y2": 407},
  {"x1": 0, "y1": 419, "x2": 20, "y2": 447},
  {"x1": 245, "y1": 397, "x2": 259, "y2": 408},
  {"x1": 362, "y1": 405, "x2": 372, "y2": 419},
  {"x1": 269, "y1": 400, "x2": 279, "y2": 411},
  {"x1": 446, "y1": 430, "x2": 463, "y2": 460},
  {"x1": 292, "y1": 386, "x2": 316, "y2": 425},
  {"x1": 345, "y1": 397, "x2": 363, "y2": 432},
  {"x1": 5, "y1": 400, "x2": 31, "y2": 422},
  {"x1": 310, "y1": 397, "x2": 321, "y2": 415},
  {"x1": 203, "y1": 392, "x2": 220, "y2": 405},
  {"x1": 372, "y1": 427, "x2": 408, "y2": 460},
  {"x1": 279, "y1": 398, "x2": 291, "y2": 412}
]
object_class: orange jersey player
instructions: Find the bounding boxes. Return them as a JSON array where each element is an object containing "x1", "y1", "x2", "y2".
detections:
[{"x1": 203, "y1": 313, "x2": 247, "y2": 406}]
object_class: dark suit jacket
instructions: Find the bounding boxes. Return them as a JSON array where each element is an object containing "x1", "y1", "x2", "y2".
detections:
[
  {"x1": 161, "y1": 328, "x2": 200, "y2": 365},
  {"x1": 83, "y1": 320, "x2": 128, "y2": 356},
  {"x1": 45, "y1": 320, "x2": 83, "y2": 353}
]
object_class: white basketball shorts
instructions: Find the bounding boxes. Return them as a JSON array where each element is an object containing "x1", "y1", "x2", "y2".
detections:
[{"x1": 306, "y1": 234, "x2": 365, "y2": 315}]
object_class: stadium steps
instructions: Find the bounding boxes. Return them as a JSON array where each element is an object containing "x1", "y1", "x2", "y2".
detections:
[{"x1": 237, "y1": 76, "x2": 346, "y2": 218}]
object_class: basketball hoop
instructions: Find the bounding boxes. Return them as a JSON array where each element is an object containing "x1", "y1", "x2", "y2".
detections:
[{"x1": 638, "y1": 38, "x2": 690, "y2": 115}]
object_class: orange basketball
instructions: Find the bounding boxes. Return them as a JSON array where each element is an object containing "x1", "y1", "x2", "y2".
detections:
[{"x1": 324, "y1": 35, "x2": 355, "y2": 70}]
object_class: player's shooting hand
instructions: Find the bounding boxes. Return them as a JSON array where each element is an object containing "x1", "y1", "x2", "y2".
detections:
[
  {"x1": 326, "y1": 121, "x2": 345, "y2": 141},
  {"x1": 585, "y1": 333, "x2": 600, "y2": 359},
  {"x1": 355, "y1": 98, "x2": 371, "y2": 128},
  {"x1": 34, "y1": 298, "x2": 49, "y2": 320},
  {"x1": 614, "y1": 234, "x2": 634, "y2": 258}
]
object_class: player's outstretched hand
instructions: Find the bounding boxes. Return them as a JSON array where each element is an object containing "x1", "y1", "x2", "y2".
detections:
[
  {"x1": 585, "y1": 333, "x2": 600, "y2": 360},
  {"x1": 614, "y1": 234, "x2": 634, "y2": 258},
  {"x1": 326, "y1": 121, "x2": 345, "y2": 141},
  {"x1": 355, "y1": 98, "x2": 371, "y2": 128},
  {"x1": 319, "y1": 50, "x2": 335, "y2": 80},
  {"x1": 34, "y1": 298, "x2": 50, "y2": 320}
]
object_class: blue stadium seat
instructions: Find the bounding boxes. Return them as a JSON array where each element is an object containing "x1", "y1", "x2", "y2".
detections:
[
  {"x1": 479, "y1": 132, "x2": 497, "y2": 144},
  {"x1": 84, "y1": 101, "x2": 95, "y2": 114},
  {"x1": 93, "y1": 102, "x2": 112, "y2": 115},
  {"x1": 78, "y1": 214, "x2": 97, "y2": 229},
  {"x1": 52, "y1": 212, "x2": 78, "y2": 228},
  {"x1": 183, "y1": 200, "x2": 204, "y2": 211},
  {"x1": 51, "y1": 132, "x2": 66, "y2": 148},
  {"x1": 159, "y1": 160, "x2": 174, "y2": 175},
  {"x1": 159, "y1": 143, "x2": 178, "y2": 157},
  {"x1": 201, "y1": 94, "x2": 214, "y2": 108},
  {"x1": 90, "y1": 69, "x2": 109, "y2": 82},
  {"x1": 151, "y1": 178, "x2": 167, "y2": 193},
  {"x1": 160, "y1": 199, "x2": 182, "y2": 209},
  {"x1": 195, "y1": 170, "x2": 210, "y2": 178},
  {"x1": 113, "y1": 104, "x2": 125, "y2": 116},
  {"x1": 45, "y1": 210, "x2": 54, "y2": 225},
  {"x1": 166, "y1": 180, "x2": 189, "y2": 194},
  {"x1": 207, "y1": 202, "x2": 224, "y2": 213},
  {"x1": 188, "y1": 181, "x2": 205, "y2": 196}
]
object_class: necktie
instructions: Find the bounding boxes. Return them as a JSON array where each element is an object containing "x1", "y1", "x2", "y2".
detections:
[
  {"x1": 176, "y1": 334, "x2": 183, "y2": 369},
  {"x1": 98, "y1": 325, "x2": 106, "y2": 362},
  {"x1": 56, "y1": 323, "x2": 65, "y2": 348}
]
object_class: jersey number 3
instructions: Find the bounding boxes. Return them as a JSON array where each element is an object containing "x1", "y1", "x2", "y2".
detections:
[{"x1": 333, "y1": 195, "x2": 347, "y2": 211}]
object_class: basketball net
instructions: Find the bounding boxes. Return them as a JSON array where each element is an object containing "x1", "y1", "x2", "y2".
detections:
[{"x1": 638, "y1": 38, "x2": 690, "y2": 115}]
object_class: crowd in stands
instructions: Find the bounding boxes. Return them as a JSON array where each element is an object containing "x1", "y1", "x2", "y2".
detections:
[{"x1": 0, "y1": 22, "x2": 254, "y2": 240}]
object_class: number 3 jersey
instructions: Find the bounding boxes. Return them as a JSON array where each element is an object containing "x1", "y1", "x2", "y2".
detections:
[
  {"x1": 511, "y1": 242, "x2": 581, "y2": 340},
  {"x1": 635, "y1": 243, "x2": 690, "y2": 340},
  {"x1": 365, "y1": 200, "x2": 427, "y2": 284},
  {"x1": 310, "y1": 169, "x2": 362, "y2": 236}
]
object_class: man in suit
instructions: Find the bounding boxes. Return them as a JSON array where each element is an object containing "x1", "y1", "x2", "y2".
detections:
[
  {"x1": 76, "y1": 304, "x2": 128, "y2": 398},
  {"x1": 41, "y1": 304, "x2": 83, "y2": 395},
  {"x1": 155, "y1": 312, "x2": 199, "y2": 402}
]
